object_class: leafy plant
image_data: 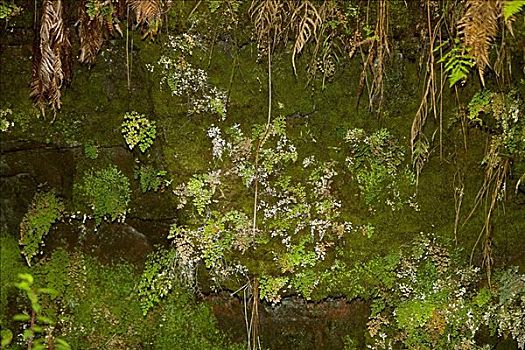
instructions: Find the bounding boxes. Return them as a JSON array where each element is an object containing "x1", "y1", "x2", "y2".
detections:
[
  {"x1": 503, "y1": 0, "x2": 525, "y2": 21},
  {"x1": 75, "y1": 166, "x2": 131, "y2": 225},
  {"x1": 19, "y1": 191, "x2": 64, "y2": 266},
  {"x1": 136, "y1": 249, "x2": 180, "y2": 315},
  {"x1": 344, "y1": 128, "x2": 416, "y2": 211},
  {"x1": 121, "y1": 111, "x2": 156, "y2": 153},
  {"x1": 0, "y1": 108, "x2": 14, "y2": 132},
  {"x1": 134, "y1": 164, "x2": 167, "y2": 193},
  {"x1": 438, "y1": 39, "x2": 476, "y2": 87},
  {"x1": 6, "y1": 273, "x2": 70, "y2": 350},
  {"x1": 0, "y1": 1, "x2": 21, "y2": 20},
  {"x1": 83, "y1": 141, "x2": 98, "y2": 160}
]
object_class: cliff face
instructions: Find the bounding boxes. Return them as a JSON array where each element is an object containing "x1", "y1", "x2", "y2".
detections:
[{"x1": 1, "y1": 2, "x2": 524, "y2": 349}]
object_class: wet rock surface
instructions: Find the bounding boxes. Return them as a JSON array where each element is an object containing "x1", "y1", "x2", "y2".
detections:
[{"x1": 206, "y1": 294, "x2": 369, "y2": 350}]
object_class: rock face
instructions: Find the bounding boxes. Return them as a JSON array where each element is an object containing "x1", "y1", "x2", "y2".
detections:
[
  {"x1": 0, "y1": 140, "x2": 170, "y2": 265},
  {"x1": 0, "y1": 141, "x2": 77, "y2": 236},
  {"x1": 206, "y1": 295, "x2": 369, "y2": 350}
]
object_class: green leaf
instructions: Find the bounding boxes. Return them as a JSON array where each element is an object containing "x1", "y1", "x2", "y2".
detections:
[
  {"x1": 17, "y1": 273, "x2": 34, "y2": 284},
  {"x1": 503, "y1": 0, "x2": 525, "y2": 21},
  {"x1": 1, "y1": 329, "x2": 13, "y2": 347},
  {"x1": 36, "y1": 315, "x2": 54, "y2": 325},
  {"x1": 55, "y1": 338, "x2": 72, "y2": 350},
  {"x1": 13, "y1": 313, "x2": 31, "y2": 322},
  {"x1": 22, "y1": 328, "x2": 33, "y2": 340}
]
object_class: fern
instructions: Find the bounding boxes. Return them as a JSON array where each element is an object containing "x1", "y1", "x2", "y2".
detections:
[
  {"x1": 503, "y1": 0, "x2": 525, "y2": 21},
  {"x1": 458, "y1": 0, "x2": 500, "y2": 86},
  {"x1": 438, "y1": 39, "x2": 476, "y2": 87},
  {"x1": 291, "y1": 0, "x2": 322, "y2": 75}
]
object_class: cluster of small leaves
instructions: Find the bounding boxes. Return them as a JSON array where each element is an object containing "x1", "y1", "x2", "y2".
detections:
[
  {"x1": 136, "y1": 249, "x2": 179, "y2": 315},
  {"x1": 174, "y1": 171, "x2": 222, "y2": 216},
  {"x1": 486, "y1": 267, "x2": 525, "y2": 349},
  {"x1": 158, "y1": 33, "x2": 227, "y2": 119},
  {"x1": 83, "y1": 141, "x2": 98, "y2": 160},
  {"x1": 19, "y1": 191, "x2": 64, "y2": 266},
  {"x1": 0, "y1": 1, "x2": 22, "y2": 20},
  {"x1": 438, "y1": 38, "x2": 476, "y2": 87},
  {"x1": 259, "y1": 275, "x2": 289, "y2": 303},
  {"x1": 85, "y1": 0, "x2": 114, "y2": 20},
  {"x1": 467, "y1": 90, "x2": 524, "y2": 158},
  {"x1": 121, "y1": 111, "x2": 156, "y2": 153},
  {"x1": 2, "y1": 273, "x2": 70, "y2": 350},
  {"x1": 361, "y1": 235, "x2": 525, "y2": 350},
  {"x1": 0, "y1": 108, "x2": 14, "y2": 132},
  {"x1": 344, "y1": 128, "x2": 417, "y2": 211},
  {"x1": 134, "y1": 164, "x2": 167, "y2": 193},
  {"x1": 75, "y1": 166, "x2": 131, "y2": 225}
]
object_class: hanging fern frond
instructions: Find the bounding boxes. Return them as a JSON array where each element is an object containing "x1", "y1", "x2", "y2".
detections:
[
  {"x1": 30, "y1": 0, "x2": 70, "y2": 115},
  {"x1": 503, "y1": 0, "x2": 525, "y2": 21},
  {"x1": 438, "y1": 39, "x2": 476, "y2": 87},
  {"x1": 78, "y1": 2, "x2": 104, "y2": 64},
  {"x1": 291, "y1": 0, "x2": 322, "y2": 75},
  {"x1": 458, "y1": 0, "x2": 501, "y2": 86},
  {"x1": 78, "y1": 0, "x2": 123, "y2": 64},
  {"x1": 249, "y1": 0, "x2": 287, "y2": 52},
  {"x1": 129, "y1": 0, "x2": 170, "y2": 39}
]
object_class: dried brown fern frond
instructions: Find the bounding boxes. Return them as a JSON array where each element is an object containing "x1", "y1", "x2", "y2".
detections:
[
  {"x1": 249, "y1": 0, "x2": 287, "y2": 52},
  {"x1": 357, "y1": 0, "x2": 390, "y2": 113},
  {"x1": 78, "y1": 2, "x2": 104, "y2": 64},
  {"x1": 30, "y1": 0, "x2": 70, "y2": 115},
  {"x1": 291, "y1": 0, "x2": 322, "y2": 75},
  {"x1": 129, "y1": 0, "x2": 171, "y2": 39},
  {"x1": 458, "y1": 0, "x2": 502, "y2": 86}
]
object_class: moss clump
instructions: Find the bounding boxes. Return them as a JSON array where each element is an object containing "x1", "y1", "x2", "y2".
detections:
[
  {"x1": 75, "y1": 166, "x2": 131, "y2": 225},
  {"x1": 19, "y1": 190, "x2": 64, "y2": 266}
]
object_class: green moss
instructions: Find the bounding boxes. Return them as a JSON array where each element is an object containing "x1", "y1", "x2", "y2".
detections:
[{"x1": 0, "y1": 235, "x2": 27, "y2": 327}]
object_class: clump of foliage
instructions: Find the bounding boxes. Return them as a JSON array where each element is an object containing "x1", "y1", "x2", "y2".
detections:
[
  {"x1": 0, "y1": 235, "x2": 27, "y2": 326},
  {"x1": 75, "y1": 166, "x2": 131, "y2": 225},
  {"x1": 19, "y1": 191, "x2": 64, "y2": 266},
  {"x1": 0, "y1": 1, "x2": 22, "y2": 20},
  {"x1": 134, "y1": 164, "x2": 167, "y2": 193},
  {"x1": 344, "y1": 128, "x2": 417, "y2": 211},
  {"x1": 168, "y1": 118, "x2": 380, "y2": 302},
  {"x1": 121, "y1": 111, "x2": 156, "y2": 153},
  {"x1": 361, "y1": 235, "x2": 525, "y2": 349},
  {"x1": 2, "y1": 273, "x2": 71, "y2": 350},
  {"x1": 83, "y1": 141, "x2": 98, "y2": 159},
  {"x1": 0, "y1": 108, "x2": 14, "y2": 132},
  {"x1": 0, "y1": 237, "x2": 241, "y2": 350},
  {"x1": 158, "y1": 33, "x2": 227, "y2": 119},
  {"x1": 136, "y1": 248, "x2": 180, "y2": 315}
]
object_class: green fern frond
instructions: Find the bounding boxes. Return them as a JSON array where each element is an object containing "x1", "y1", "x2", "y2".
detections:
[{"x1": 503, "y1": 0, "x2": 525, "y2": 21}]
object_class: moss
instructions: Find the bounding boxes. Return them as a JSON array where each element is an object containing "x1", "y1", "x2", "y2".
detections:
[{"x1": 0, "y1": 235, "x2": 27, "y2": 327}]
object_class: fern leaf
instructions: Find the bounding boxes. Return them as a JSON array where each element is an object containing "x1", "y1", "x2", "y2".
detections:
[
  {"x1": 503, "y1": 0, "x2": 525, "y2": 21},
  {"x1": 458, "y1": 0, "x2": 501, "y2": 85},
  {"x1": 291, "y1": 1, "x2": 322, "y2": 75}
]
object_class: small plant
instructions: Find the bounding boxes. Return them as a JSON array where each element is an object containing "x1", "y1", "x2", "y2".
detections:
[
  {"x1": 19, "y1": 191, "x2": 64, "y2": 266},
  {"x1": 136, "y1": 249, "x2": 179, "y2": 315},
  {"x1": 76, "y1": 166, "x2": 131, "y2": 225},
  {"x1": 437, "y1": 39, "x2": 476, "y2": 87},
  {"x1": 344, "y1": 128, "x2": 416, "y2": 211},
  {"x1": 134, "y1": 165, "x2": 167, "y2": 193},
  {"x1": 0, "y1": 1, "x2": 22, "y2": 20},
  {"x1": 83, "y1": 141, "x2": 99, "y2": 160},
  {"x1": 3, "y1": 273, "x2": 71, "y2": 350},
  {"x1": 121, "y1": 111, "x2": 156, "y2": 153},
  {"x1": 0, "y1": 108, "x2": 14, "y2": 132}
]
